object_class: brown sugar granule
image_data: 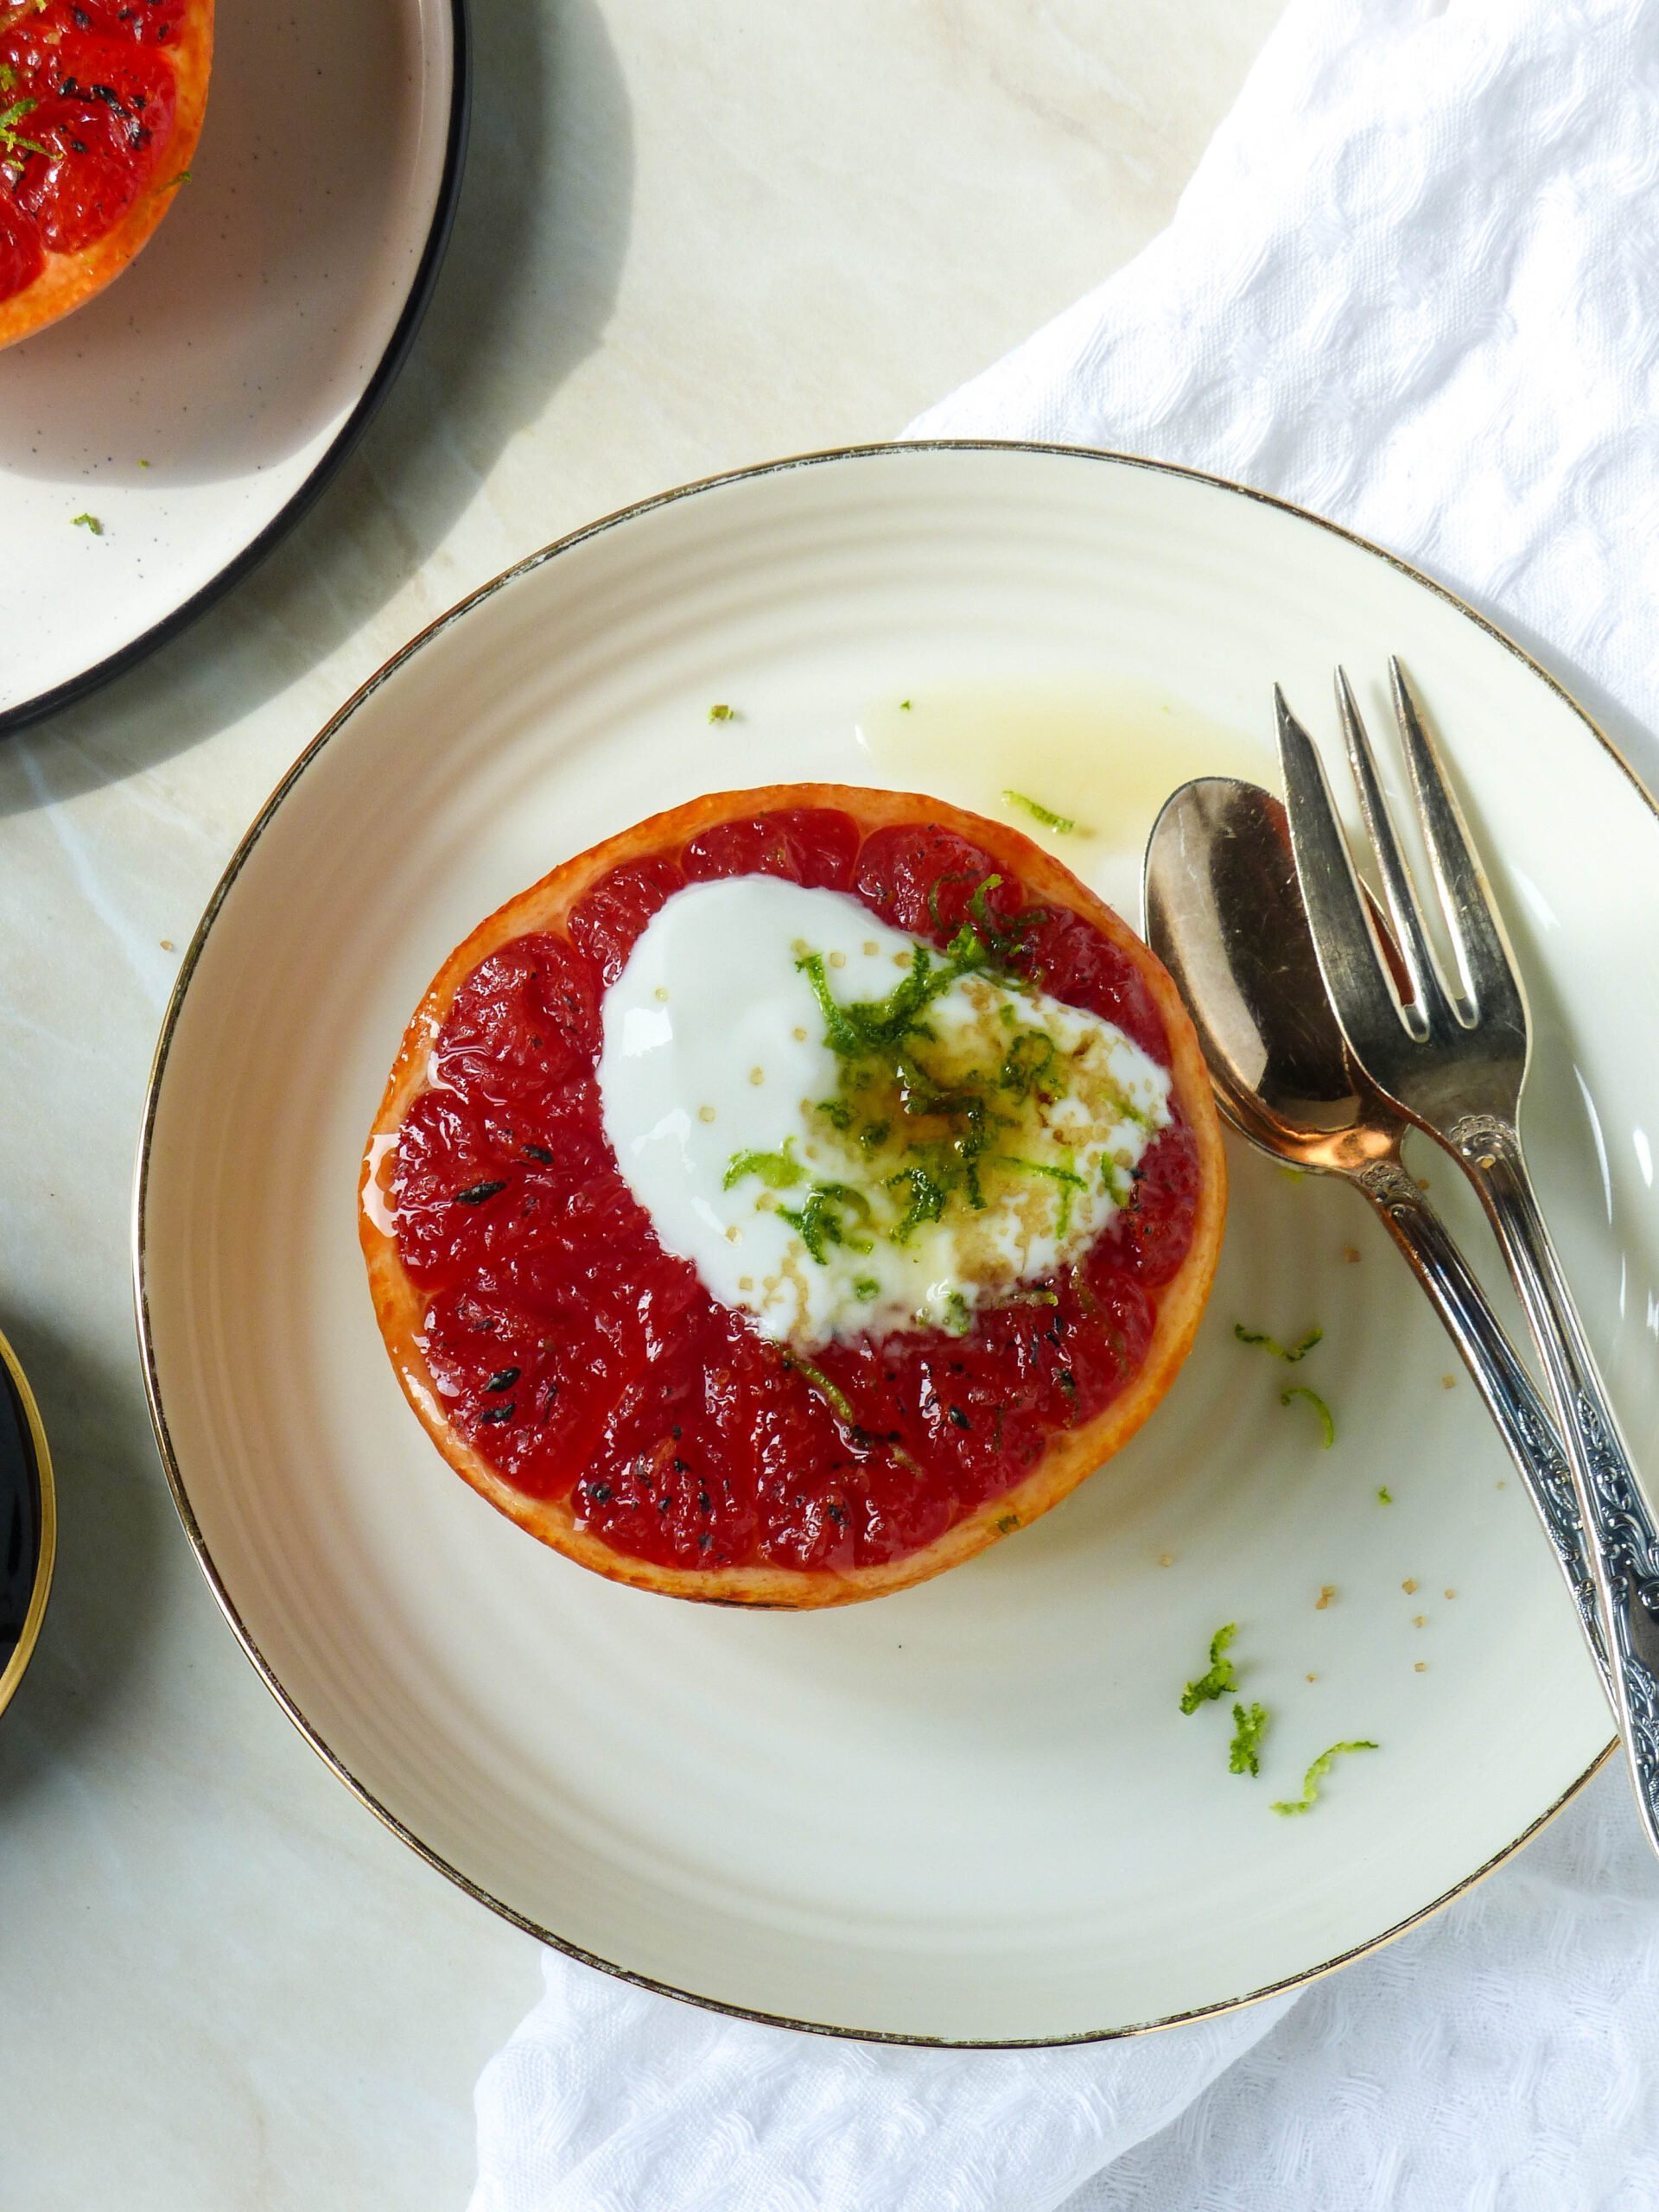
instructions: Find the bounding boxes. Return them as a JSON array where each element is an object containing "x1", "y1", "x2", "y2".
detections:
[
  {"x1": 1402, "y1": 1579, "x2": 1419, "y2": 1595},
  {"x1": 1316, "y1": 1584, "x2": 1337, "y2": 1611}
]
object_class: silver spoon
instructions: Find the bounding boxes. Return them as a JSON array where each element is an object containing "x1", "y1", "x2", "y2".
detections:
[{"x1": 1143, "y1": 775, "x2": 1612, "y2": 1705}]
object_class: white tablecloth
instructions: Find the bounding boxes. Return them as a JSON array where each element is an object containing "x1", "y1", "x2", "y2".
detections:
[{"x1": 472, "y1": 3, "x2": 1659, "y2": 2202}]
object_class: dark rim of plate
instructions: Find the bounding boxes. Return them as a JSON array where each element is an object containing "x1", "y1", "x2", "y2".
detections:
[
  {"x1": 135, "y1": 440, "x2": 1631, "y2": 2044},
  {"x1": 0, "y1": 0, "x2": 473, "y2": 738}
]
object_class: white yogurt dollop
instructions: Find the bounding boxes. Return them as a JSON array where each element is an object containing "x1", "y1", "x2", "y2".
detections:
[{"x1": 597, "y1": 875, "x2": 1170, "y2": 1351}]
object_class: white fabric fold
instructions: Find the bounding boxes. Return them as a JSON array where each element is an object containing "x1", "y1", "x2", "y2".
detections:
[
  {"x1": 468, "y1": 1961, "x2": 1294, "y2": 2212},
  {"x1": 473, "y1": 0, "x2": 1659, "y2": 2202}
]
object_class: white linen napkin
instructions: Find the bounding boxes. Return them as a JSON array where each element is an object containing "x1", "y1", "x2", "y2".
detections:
[
  {"x1": 470, "y1": 1972, "x2": 1294, "y2": 2212},
  {"x1": 472, "y1": 1, "x2": 1659, "y2": 2202}
]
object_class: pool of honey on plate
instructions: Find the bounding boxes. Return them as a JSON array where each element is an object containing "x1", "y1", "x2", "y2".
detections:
[{"x1": 856, "y1": 675, "x2": 1276, "y2": 921}]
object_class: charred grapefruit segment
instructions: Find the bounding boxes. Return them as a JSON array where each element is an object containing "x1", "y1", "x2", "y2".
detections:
[
  {"x1": 0, "y1": 0, "x2": 212, "y2": 350},
  {"x1": 361, "y1": 785, "x2": 1226, "y2": 1608}
]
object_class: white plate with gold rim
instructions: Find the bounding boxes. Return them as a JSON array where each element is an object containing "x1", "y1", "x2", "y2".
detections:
[{"x1": 136, "y1": 442, "x2": 1648, "y2": 2044}]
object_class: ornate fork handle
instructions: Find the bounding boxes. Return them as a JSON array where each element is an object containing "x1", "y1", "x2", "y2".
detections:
[
  {"x1": 1448, "y1": 1114, "x2": 1659, "y2": 1801},
  {"x1": 1354, "y1": 1158, "x2": 1611, "y2": 1704}
]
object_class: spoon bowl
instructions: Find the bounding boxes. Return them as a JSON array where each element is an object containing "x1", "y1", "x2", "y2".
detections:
[{"x1": 1143, "y1": 776, "x2": 1402, "y2": 1172}]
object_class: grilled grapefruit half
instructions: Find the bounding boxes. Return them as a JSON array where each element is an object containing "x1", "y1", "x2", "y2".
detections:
[{"x1": 360, "y1": 785, "x2": 1225, "y2": 1607}]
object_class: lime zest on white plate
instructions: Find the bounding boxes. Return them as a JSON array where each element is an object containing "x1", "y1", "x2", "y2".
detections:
[
  {"x1": 1180, "y1": 1622, "x2": 1238, "y2": 1714},
  {"x1": 1236, "y1": 1323, "x2": 1335, "y2": 1443},
  {"x1": 1230, "y1": 1700, "x2": 1270, "y2": 1777},
  {"x1": 1281, "y1": 1384, "x2": 1336, "y2": 1447},
  {"x1": 1235, "y1": 1321, "x2": 1322, "y2": 1362},
  {"x1": 1271, "y1": 1739, "x2": 1379, "y2": 1817},
  {"x1": 1002, "y1": 788, "x2": 1083, "y2": 835}
]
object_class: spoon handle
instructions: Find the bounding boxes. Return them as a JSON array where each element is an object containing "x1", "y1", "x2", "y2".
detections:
[{"x1": 1353, "y1": 1158, "x2": 1613, "y2": 1707}]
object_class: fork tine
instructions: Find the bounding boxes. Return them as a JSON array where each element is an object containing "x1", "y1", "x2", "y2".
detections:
[
  {"x1": 1334, "y1": 667, "x2": 1453, "y2": 1033},
  {"x1": 1274, "y1": 685, "x2": 1407, "y2": 1051},
  {"x1": 1389, "y1": 658, "x2": 1525, "y2": 1021}
]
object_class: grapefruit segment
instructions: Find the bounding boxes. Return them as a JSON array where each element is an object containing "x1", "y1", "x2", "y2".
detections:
[{"x1": 361, "y1": 785, "x2": 1227, "y2": 1608}]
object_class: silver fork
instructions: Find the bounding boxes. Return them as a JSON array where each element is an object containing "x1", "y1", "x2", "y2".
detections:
[{"x1": 1276, "y1": 658, "x2": 1659, "y2": 1858}]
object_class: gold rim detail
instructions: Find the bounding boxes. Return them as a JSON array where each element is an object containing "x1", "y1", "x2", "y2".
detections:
[{"x1": 0, "y1": 1323, "x2": 56, "y2": 1720}]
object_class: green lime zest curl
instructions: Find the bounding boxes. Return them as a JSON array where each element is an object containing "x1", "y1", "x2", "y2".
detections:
[
  {"x1": 1002, "y1": 789, "x2": 1082, "y2": 836},
  {"x1": 723, "y1": 1139, "x2": 803, "y2": 1192},
  {"x1": 1281, "y1": 1384, "x2": 1335, "y2": 1447},
  {"x1": 785, "y1": 1357, "x2": 856, "y2": 1427},
  {"x1": 0, "y1": 92, "x2": 45, "y2": 160},
  {"x1": 779, "y1": 1182, "x2": 874, "y2": 1263},
  {"x1": 1229, "y1": 1700, "x2": 1270, "y2": 1777},
  {"x1": 1271, "y1": 1739, "x2": 1379, "y2": 1817},
  {"x1": 1235, "y1": 1322, "x2": 1323, "y2": 1362},
  {"x1": 1180, "y1": 1623, "x2": 1238, "y2": 1714}
]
